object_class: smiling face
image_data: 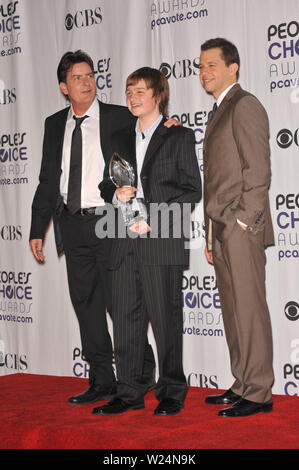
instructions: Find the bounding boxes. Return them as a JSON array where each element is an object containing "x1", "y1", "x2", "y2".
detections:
[
  {"x1": 59, "y1": 61, "x2": 96, "y2": 115},
  {"x1": 199, "y1": 47, "x2": 238, "y2": 100},
  {"x1": 125, "y1": 79, "x2": 160, "y2": 128}
]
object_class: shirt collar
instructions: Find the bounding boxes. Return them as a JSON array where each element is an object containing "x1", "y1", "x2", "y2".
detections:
[
  {"x1": 135, "y1": 114, "x2": 163, "y2": 140},
  {"x1": 69, "y1": 97, "x2": 99, "y2": 120},
  {"x1": 216, "y1": 83, "x2": 237, "y2": 107}
]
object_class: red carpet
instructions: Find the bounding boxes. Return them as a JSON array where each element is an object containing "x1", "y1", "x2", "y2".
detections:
[{"x1": 0, "y1": 373, "x2": 298, "y2": 452}]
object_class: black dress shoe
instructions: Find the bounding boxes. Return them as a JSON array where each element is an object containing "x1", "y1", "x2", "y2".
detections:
[
  {"x1": 154, "y1": 398, "x2": 184, "y2": 416},
  {"x1": 92, "y1": 397, "x2": 145, "y2": 415},
  {"x1": 218, "y1": 398, "x2": 273, "y2": 417},
  {"x1": 205, "y1": 388, "x2": 241, "y2": 405},
  {"x1": 68, "y1": 384, "x2": 116, "y2": 405}
]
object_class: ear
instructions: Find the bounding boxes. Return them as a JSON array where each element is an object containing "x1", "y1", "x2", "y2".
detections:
[
  {"x1": 153, "y1": 91, "x2": 161, "y2": 105},
  {"x1": 59, "y1": 81, "x2": 68, "y2": 96},
  {"x1": 155, "y1": 96, "x2": 161, "y2": 113},
  {"x1": 229, "y1": 62, "x2": 239, "y2": 78}
]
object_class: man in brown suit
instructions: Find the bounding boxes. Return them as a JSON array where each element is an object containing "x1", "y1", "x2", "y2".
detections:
[{"x1": 199, "y1": 38, "x2": 274, "y2": 417}]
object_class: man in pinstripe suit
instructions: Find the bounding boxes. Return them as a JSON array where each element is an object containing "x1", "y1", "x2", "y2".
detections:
[{"x1": 93, "y1": 67, "x2": 202, "y2": 416}]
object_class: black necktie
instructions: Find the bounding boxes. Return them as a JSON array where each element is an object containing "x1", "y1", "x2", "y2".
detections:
[
  {"x1": 67, "y1": 115, "x2": 88, "y2": 214},
  {"x1": 208, "y1": 102, "x2": 218, "y2": 121}
]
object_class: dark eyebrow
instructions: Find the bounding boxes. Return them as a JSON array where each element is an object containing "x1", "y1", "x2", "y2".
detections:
[{"x1": 71, "y1": 72, "x2": 95, "y2": 78}]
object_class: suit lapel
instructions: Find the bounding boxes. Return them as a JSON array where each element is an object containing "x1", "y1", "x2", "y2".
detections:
[
  {"x1": 141, "y1": 118, "x2": 168, "y2": 173},
  {"x1": 98, "y1": 100, "x2": 109, "y2": 160},
  {"x1": 55, "y1": 107, "x2": 69, "y2": 168},
  {"x1": 204, "y1": 84, "x2": 241, "y2": 143},
  {"x1": 123, "y1": 128, "x2": 137, "y2": 168}
]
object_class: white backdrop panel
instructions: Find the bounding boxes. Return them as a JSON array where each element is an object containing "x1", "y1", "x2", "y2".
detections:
[{"x1": 0, "y1": 0, "x2": 298, "y2": 397}]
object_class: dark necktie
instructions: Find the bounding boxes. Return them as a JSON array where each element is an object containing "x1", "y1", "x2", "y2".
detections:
[
  {"x1": 208, "y1": 102, "x2": 218, "y2": 121},
  {"x1": 67, "y1": 115, "x2": 88, "y2": 214}
]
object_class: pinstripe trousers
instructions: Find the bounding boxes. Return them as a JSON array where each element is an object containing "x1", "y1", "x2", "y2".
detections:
[{"x1": 111, "y1": 244, "x2": 187, "y2": 406}]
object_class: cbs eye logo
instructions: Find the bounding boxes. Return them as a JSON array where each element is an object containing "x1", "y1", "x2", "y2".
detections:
[
  {"x1": 159, "y1": 63, "x2": 172, "y2": 79},
  {"x1": 276, "y1": 128, "x2": 299, "y2": 149},
  {"x1": 284, "y1": 301, "x2": 299, "y2": 321}
]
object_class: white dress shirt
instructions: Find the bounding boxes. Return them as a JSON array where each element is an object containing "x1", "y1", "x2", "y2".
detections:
[
  {"x1": 216, "y1": 82, "x2": 236, "y2": 107},
  {"x1": 135, "y1": 114, "x2": 163, "y2": 198},
  {"x1": 113, "y1": 114, "x2": 163, "y2": 204},
  {"x1": 60, "y1": 98, "x2": 105, "y2": 208}
]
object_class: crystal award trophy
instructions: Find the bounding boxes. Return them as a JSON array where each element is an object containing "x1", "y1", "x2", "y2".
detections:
[{"x1": 109, "y1": 152, "x2": 147, "y2": 226}]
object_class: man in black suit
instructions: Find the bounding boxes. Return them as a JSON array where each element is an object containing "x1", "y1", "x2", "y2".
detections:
[
  {"x1": 29, "y1": 50, "x2": 157, "y2": 405},
  {"x1": 93, "y1": 67, "x2": 202, "y2": 416}
]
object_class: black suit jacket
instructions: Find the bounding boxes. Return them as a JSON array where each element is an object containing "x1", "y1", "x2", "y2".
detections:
[
  {"x1": 29, "y1": 100, "x2": 134, "y2": 254},
  {"x1": 99, "y1": 118, "x2": 202, "y2": 268}
]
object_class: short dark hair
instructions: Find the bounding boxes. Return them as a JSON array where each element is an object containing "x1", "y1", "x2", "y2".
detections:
[
  {"x1": 57, "y1": 50, "x2": 94, "y2": 84},
  {"x1": 201, "y1": 38, "x2": 240, "y2": 80},
  {"x1": 126, "y1": 67, "x2": 169, "y2": 116}
]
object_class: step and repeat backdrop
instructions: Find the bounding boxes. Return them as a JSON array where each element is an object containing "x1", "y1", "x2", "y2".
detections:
[{"x1": 0, "y1": 0, "x2": 298, "y2": 397}]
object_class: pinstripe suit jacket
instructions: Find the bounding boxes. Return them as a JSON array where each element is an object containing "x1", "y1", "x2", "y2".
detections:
[{"x1": 99, "y1": 118, "x2": 202, "y2": 268}]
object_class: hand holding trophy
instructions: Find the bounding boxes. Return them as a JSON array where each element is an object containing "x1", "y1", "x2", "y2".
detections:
[{"x1": 109, "y1": 152, "x2": 148, "y2": 229}]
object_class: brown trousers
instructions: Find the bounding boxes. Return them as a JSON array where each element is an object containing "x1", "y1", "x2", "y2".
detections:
[{"x1": 212, "y1": 222, "x2": 274, "y2": 403}]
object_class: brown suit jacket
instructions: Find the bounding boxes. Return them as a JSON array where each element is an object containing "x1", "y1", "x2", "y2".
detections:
[{"x1": 203, "y1": 84, "x2": 274, "y2": 249}]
